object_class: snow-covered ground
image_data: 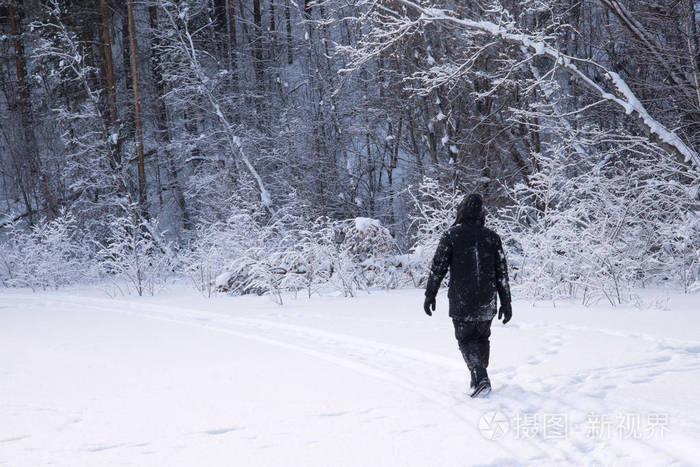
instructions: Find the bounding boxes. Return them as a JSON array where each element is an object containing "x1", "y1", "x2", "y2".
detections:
[{"x1": 1, "y1": 287, "x2": 699, "y2": 466}]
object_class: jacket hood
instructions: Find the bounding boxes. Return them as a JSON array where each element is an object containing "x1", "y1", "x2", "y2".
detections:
[{"x1": 455, "y1": 194, "x2": 485, "y2": 226}]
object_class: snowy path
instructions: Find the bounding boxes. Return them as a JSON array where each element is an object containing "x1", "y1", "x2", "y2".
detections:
[{"x1": 1, "y1": 289, "x2": 699, "y2": 466}]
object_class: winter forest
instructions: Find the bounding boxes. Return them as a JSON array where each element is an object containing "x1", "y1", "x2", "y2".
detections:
[{"x1": 1, "y1": 0, "x2": 698, "y2": 303}]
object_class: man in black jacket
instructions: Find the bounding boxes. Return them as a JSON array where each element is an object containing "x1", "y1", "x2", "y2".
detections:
[{"x1": 423, "y1": 193, "x2": 512, "y2": 398}]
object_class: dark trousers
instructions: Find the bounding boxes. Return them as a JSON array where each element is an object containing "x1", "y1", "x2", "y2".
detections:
[{"x1": 453, "y1": 318, "x2": 492, "y2": 381}]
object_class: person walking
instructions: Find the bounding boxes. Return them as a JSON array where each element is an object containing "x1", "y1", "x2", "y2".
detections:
[{"x1": 423, "y1": 194, "x2": 512, "y2": 398}]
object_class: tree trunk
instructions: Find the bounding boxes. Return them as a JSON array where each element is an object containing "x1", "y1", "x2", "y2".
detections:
[
  {"x1": 99, "y1": 0, "x2": 118, "y2": 125},
  {"x1": 225, "y1": 0, "x2": 239, "y2": 95},
  {"x1": 127, "y1": 0, "x2": 146, "y2": 208},
  {"x1": 682, "y1": 0, "x2": 700, "y2": 109},
  {"x1": 8, "y1": 2, "x2": 52, "y2": 220},
  {"x1": 121, "y1": 14, "x2": 132, "y2": 95},
  {"x1": 285, "y1": 0, "x2": 292, "y2": 64},
  {"x1": 269, "y1": 0, "x2": 276, "y2": 48},
  {"x1": 252, "y1": 0, "x2": 264, "y2": 120},
  {"x1": 148, "y1": 5, "x2": 191, "y2": 230}
]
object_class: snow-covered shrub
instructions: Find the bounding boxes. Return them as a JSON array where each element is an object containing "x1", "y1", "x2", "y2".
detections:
[
  {"x1": 273, "y1": 217, "x2": 340, "y2": 298},
  {"x1": 182, "y1": 199, "x2": 405, "y2": 300},
  {"x1": 277, "y1": 216, "x2": 402, "y2": 297},
  {"x1": 184, "y1": 200, "x2": 302, "y2": 302},
  {"x1": 182, "y1": 213, "x2": 253, "y2": 298},
  {"x1": 0, "y1": 221, "x2": 23, "y2": 288},
  {"x1": 302, "y1": 217, "x2": 366, "y2": 297},
  {"x1": 218, "y1": 212, "x2": 288, "y2": 303},
  {"x1": 492, "y1": 143, "x2": 700, "y2": 304},
  {"x1": 335, "y1": 217, "x2": 403, "y2": 289},
  {"x1": 406, "y1": 148, "x2": 698, "y2": 306},
  {"x1": 656, "y1": 210, "x2": 700, "y2": 293},
  {"x1": 97, "y1": 212, "x2": 171, "y2": 296},
  {"x1": 0, "y1": 212, "x2": 95, "y2": 290}
]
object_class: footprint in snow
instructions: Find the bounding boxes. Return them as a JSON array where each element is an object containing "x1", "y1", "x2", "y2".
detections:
[
  {"x1": 86, "y1": 442, "x2": 128, "y2": 452},
  {"x1": 319, "y1": 410, "x2": 350, "y2": 417},
  {"x1": 204, "y1": 426, "x2": 242, "y2": 435},
  {"x1": 0, "y1": 435, "x2": 29, "y2": 443}
]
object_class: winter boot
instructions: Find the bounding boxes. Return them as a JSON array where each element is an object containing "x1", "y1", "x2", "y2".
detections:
[
  {"x1": 470, "y1": 378, "x2": 491, "y2": 398},
  {"x1": 469, "y1": 369, "x2": 476, "y2": 390},
  {"x1": 470, "y1": 367, "x2": 491, "y2": 398}
]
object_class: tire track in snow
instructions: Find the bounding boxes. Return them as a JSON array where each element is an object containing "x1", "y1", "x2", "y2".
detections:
[{"x1": 101, "y1": 298, "x2": 700, "y2": 466}]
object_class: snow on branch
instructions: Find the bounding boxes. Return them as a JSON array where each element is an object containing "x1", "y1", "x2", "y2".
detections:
[
  {"x1": 157, "y1": 0, "x2": 273, "y2": 208},
  {"x1": 356, "y1": 0, "x2": 699, "y2": 169}
]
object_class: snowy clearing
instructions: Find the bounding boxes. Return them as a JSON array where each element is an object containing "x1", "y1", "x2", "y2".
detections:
[{"x1": 1, "y1": 288, "x2": 699, "y2": 466}]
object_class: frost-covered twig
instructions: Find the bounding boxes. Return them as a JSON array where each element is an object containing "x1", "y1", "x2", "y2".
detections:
[
  {"x1": 351, "y1": 0, "x2": 699, "y2": 168},
  {"x1": 157, "y1": 1, "x2": 273, "y2": 207}
]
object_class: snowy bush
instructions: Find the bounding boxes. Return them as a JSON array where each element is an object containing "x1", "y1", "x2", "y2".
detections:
[
  {"x1": 298, "y1": 217, "x2": 381, "y2": 297},
  {"x1": 334, "y1": 217, "x2": 403, "y2": 290},
  {"x1": 491, "y1": 142, "x2": 700, "y2": 304},
  {"x1": 182, "y1": 214, "x2": 252, "y2": 298},
  {"x1": 97, "y1": 212, "x2": 172, "y2": 296},
  {"x1": 405, "y1": 154, "x2": 699, "y2": 306},
  {"x1": 278, "y1": 216, "x2": 403, "y2": 296},
  {"x1": 217, "y1": 214, "x2": 289, "y2": 303},
  {"x1": 0, "y1": 211, "x2": 95, "y2": 290},
  {"x1": 182, "y1": 200, "x2": 302, "y2": 302},
  {"x1": 182, "y1": 199, "x2": 406, "y2": 301},
  {"x1": 656, "y1": 211, "x2": 700, "y2": 293}
]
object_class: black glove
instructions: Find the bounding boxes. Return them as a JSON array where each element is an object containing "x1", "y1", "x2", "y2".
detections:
[
  {"x1": 498, "y1": 303, "x2": 512, "y2": 324},
  {"x1": 424, "y1": 296, "x2": 436, "y2": 316}
]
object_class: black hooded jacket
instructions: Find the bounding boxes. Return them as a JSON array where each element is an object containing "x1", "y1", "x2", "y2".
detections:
[{"x1": 425, "y1": 194, "x2": 511, "y2": 320}]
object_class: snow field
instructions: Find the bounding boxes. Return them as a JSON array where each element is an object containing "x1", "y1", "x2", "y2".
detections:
[{"x1": 1, "y1": 288, "x2": 699, "y2": 466}]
